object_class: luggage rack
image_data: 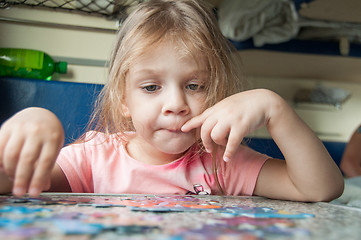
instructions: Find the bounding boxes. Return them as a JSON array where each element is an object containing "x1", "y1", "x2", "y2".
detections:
[{"x1": 0, "y1": 0, "x2": 143, "y2": 20}]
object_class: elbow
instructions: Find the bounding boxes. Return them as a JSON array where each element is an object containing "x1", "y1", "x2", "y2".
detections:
[
  {"x1": 305, "y1": 177, "x2": 345, "y2": 203},
  {"x1": 323, "y1": 179, "x2": 345, "y2": 202}
]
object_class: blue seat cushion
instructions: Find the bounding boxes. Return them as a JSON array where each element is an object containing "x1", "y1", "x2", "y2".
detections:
[{"x1": 0, "y1": 77, "x2": 103, "y2": 145}]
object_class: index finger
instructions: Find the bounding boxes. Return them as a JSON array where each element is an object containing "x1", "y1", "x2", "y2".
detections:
[
  {"x1": 181, "y1": 109, "x2": 210, "y2": 132},
  {"x1": 181, "y1": 116, "x2": 203, "y2": 133}
]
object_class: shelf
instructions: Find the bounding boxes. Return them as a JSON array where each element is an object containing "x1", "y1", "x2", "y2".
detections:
[{"x1": 230, "y1": 39, "x2": 361, "y2": 58}]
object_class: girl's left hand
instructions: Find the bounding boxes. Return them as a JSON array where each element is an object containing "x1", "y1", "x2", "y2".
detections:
[
  {"x1": 182, "y1": 89, "x2": 278, "y2": 162},
  {"x1": 182, "y1": 89, "x2": 345, "y2": 201}
]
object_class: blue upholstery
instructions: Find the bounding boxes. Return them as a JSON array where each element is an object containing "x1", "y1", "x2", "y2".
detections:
[
  {"x1": 245, "y1": 138, "x2": 346, "y2": 167},
  {"x1": 0, "y1": 77, "x2": 346, "y2": 165},
  {"x1": 0, "y1": 77, "x2": 103, "y2": 145}
]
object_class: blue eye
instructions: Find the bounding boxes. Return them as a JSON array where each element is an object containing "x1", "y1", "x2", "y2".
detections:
[{"x1": 143, "y1": 85, "x2": 160, "y2": 92}]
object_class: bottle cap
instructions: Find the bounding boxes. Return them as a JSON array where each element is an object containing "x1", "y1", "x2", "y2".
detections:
[{"x1": 55, "y1": 62, "x2": 68, "y2": 74}]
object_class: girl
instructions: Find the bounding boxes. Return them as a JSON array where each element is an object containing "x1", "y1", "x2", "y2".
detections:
[{"x1": 0, "y1": 0, "x2": 343, "y2": 201}]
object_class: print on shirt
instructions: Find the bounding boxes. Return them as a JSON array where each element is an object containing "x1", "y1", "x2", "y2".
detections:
[{"x1": 186, "y1": 184, "x2": 210, "y2": 195}]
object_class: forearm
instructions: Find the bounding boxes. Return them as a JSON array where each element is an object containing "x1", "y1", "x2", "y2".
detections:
[{"x1": 267, "y1": 94, "x2": 344, "y2": 201}]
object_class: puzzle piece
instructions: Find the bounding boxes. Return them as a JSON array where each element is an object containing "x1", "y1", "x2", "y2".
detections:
[
  {"x1": 54, "y1": 220, "x2": 104, "y2": 235},
  {"x1": 212, "y1": 206, "x2": 315, "y2": 219},
  {"x1": 0, "y1": 206, "x2": 52, "y2": 214},
  {"x1": 0, "y1": 227, "x2": 46, "y2": 239},
  {"x1": 177, "y1": 217, "x2": 310, "y2": 240},
  {"x1": 0, "y1": 195, "x2": 314, "y2": 239}
]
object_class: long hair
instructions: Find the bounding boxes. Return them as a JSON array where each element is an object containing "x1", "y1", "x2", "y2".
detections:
[{"x1": 86, "y1": 0, "x2": 246, "y2": 194}]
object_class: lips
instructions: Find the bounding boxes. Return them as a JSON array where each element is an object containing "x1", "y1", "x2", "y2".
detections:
[
  {"x1": 160, "y1": 123, "x2": 186, "y2": 133},
  {"x1": 162, "y1": 129, "x2": 183, "y2": 134},
  {"x1": 166, "y1": 129, "x2": 182, "y2": 133},
  {"x1": 157, "y1": 126, "x2": 187, "y2": 136},
  {"x1": 158, "y1": 119, "x2": 189, "y2": 133}
]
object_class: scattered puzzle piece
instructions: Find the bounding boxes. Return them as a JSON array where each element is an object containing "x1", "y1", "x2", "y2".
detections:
[{"x1": 0, "y1": 195, "x2": 314, "y2": 239}]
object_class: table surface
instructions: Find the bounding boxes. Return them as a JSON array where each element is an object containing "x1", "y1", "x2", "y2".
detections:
[{"x1": 0, "y1": 193, "x2": 360, "y2": 239}]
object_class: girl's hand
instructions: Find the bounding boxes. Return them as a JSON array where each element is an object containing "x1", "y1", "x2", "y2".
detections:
[
  {"x1": 0, "y1": 107, "x2": 64, "y2": 197},
  {"x1": 182, "y1": 89, "x2": 277, "y2": 161},
  {"x1": 183, "y1": 89, "x2": 344, "y2": 201}
]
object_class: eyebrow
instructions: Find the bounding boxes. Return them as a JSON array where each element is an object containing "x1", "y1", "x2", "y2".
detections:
[
  {"x1": 132, "y1": 69, "x2": 162, "y2": 76},
  {"x1": 132, "y1": 68, "x2": 208, "y2": 78},
  {"x1": 129, "y1": 70, "x2": 163, "y2": 84}
]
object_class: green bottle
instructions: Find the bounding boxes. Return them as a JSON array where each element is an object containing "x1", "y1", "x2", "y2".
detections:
[{"x1": 0, "y1": 48, "x2": 67, "y2": 80}]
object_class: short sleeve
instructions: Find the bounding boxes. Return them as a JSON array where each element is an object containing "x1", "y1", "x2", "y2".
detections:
[
  {"x1": 56, "y1": 142, "x2": 94, "y2": 193},
  {"x1": 220, "y1": 145, "x2": 269, "y2": 196}
]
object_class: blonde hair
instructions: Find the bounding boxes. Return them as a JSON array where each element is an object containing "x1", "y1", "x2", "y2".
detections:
[{"x1": 88, "y1": 0, "x2": 245, "y2": 137}]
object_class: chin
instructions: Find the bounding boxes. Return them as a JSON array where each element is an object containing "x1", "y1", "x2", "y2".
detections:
[
  {"x1": 158, "y1": 138, "x2": 195, "y2": 155},
  {"x1": 150, "y1": 130, "x2": 197, "y2": 155},
  {"x1": 164, "y1": 147, "x2": 192, "y2": 155}
]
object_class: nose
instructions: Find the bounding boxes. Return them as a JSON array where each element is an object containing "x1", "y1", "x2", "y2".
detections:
[{"x1": 162, "y1": 88, "x2": 190, "y2": 116}]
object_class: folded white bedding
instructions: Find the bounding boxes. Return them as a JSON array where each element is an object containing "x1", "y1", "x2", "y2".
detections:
[{"x1": 217, "y1": 0, "x2": 299, "y2": 47}]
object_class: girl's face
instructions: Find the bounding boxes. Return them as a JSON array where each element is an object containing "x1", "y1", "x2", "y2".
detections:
[{"x1": 123, "y1": 41, "x2": 207, "y2": 164}]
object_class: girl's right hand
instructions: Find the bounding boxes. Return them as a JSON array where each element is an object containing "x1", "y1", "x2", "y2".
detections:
[
  {"x1": 182, "y1": 89, "x2": 275, "y2": 161},
  {"x1": 0, "y1": 107, "x2": 64, "y2": 197}
]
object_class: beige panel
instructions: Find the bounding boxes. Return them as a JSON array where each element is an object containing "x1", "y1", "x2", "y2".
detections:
[
  {"x1": 238, "y1": 50, "x2": 361, "y2": 83},
  {"x1": 299, "y1": 0, "x2": 361, "y2": 23},
  {"x1": 247, "y1": 76, "x2": 361, "y2": 142}
]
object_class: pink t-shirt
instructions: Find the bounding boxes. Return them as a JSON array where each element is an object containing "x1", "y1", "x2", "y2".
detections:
[{"x1": 56, "y1": 132, "x2": 269, "y2": 196}]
